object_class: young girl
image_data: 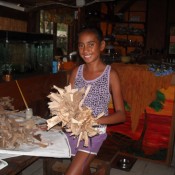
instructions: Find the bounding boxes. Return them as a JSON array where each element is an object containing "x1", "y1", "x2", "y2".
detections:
[{"x1": 65, "y1": 27, "x2": 126, "y2": 175}]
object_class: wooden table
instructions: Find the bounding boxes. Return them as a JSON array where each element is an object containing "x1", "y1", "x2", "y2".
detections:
[
  {"x1": 0, "y1": 71, "x2": 69, "y2": 174},
  {"x1": 0, "y1": 156, "x2": 38, "y2": 175}
]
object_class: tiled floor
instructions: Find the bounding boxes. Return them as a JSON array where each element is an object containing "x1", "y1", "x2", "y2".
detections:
[
  {"x1": 110, "y1": 159, "x2": 175, "y2": 175},
  {"x1": 21, "y1": 154, "x2": 175, "y2": 175}
]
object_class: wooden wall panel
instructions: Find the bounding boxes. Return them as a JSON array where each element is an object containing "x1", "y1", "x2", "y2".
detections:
[{"x1": 0, "y1": 17, "x2": 27, "y2": 32}]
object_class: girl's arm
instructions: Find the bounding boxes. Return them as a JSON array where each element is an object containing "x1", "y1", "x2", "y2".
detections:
[{"x1": 97, "y1": 68, "x2": 126, "y2": 125}]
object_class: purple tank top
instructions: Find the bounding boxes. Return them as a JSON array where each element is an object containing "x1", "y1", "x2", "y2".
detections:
[{"x1": 74, "y1": 64, "x2": 111, "y2": 117}]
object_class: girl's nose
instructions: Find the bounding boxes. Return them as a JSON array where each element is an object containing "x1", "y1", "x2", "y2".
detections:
[{"x1": 83, "y1": 45, "x2": 89, "y2": 52}]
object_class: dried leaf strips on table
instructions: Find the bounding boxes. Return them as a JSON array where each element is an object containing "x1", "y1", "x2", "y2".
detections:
[
  {"x1": 0, "y1": 96, "x2": 14, "y2": 113},
  {"x1": 0, "y1": 97, "x2": 47, "y2": 149},
  {"x1": 47, "y1": 85, "x2": 104, "y2": 147}
]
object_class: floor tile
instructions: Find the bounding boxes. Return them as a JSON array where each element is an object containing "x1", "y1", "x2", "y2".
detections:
[
  {"x1": 110, "y1": 168, "x2": 136, "y2": 175},
  {"x1": 22, "y1": 158, "x2": 43, "y2": 175},
  {"x1": 130, "y1": 159, "x2": 148, "y2": 175},
  {"x1": 110, "y1": 159, "x2": 175, "y2": 175},
  {"x1": 141, "y1": 161, "x2": 175, "y2": 175}
]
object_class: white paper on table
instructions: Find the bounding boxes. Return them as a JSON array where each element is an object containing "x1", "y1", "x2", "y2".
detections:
[
  {"x1": 8, "y1": 111, "x2": 46, "y2": 124},
  {"x1": 0, "y1": 159, "x2": 8, "y2": 170},
  {"x1": 0, "y1": 130, "x2": 71, "y2": 158},
  {"x1": 0, "y1": 154, "x2": 20, "y2": 160}
]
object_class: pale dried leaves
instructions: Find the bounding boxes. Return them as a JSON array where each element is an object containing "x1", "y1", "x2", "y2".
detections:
[
  {"x1": 47, "y1": 85, "x2": 104, "y2": 147},
  {"x1": 0, "y1": 97, "x2": 47, "y2": 149},
  {"x1": 0, "y1": 115, "x2": 37, "y2": 149}
]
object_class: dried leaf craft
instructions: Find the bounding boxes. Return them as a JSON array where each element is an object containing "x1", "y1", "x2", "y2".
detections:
[
  {"x1": 47, "y1": 84, "x2": 104, "y2": 147},
  {"x1": 0, "y1": 97, "x2": 48, "y2": 149}
]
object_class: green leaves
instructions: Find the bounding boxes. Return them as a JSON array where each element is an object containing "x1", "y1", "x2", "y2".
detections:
[
  {"x1": 123, "y1": 91, "x2": 165, "y2": 112},
  {"x1": 124, "y1": 100, "x2": 131, "y2": 111},
  {"x1": 149, "y1": 91, "x2": 165, "y2": 112}
]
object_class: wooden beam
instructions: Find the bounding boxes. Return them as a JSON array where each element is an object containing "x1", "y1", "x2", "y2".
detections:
[{"x1": 118, "y1": 0, "x2": 139, "y2": 13}]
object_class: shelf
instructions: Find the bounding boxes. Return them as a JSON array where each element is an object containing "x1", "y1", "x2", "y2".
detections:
[
  {"x1": 113, "y1": 1, "x2": 146, "y2": 56},
  {"x1": 0, "y1": 30, "x2": 53, "y2": 43},
  {"x1": 100, "y1": 0, "x2": 147, "y2": 56},
  {"x1": 114, "y1": 21, "x2": 145, "y2": 24},
  {"x1": 115, "y1": 31, "x2": 145, "y2": 36},
  {"x1": 0, "y1": 30, "x2": 54, "y2": 74}
]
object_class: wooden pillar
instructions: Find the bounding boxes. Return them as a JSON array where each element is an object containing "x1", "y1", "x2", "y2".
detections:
[{"x1": 146, "y1": 0, "x2": 168, "y2": 50}]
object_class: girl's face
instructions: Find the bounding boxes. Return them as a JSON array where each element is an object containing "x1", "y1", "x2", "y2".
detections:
[{"x1": 78, "y1": 31, "x2": 105, "y2": 64}]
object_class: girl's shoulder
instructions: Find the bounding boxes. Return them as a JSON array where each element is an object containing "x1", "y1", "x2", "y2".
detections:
[
  {"x1": 69, "y1": 64, "x2": 83, "y2": 84},
  {"x1": 110, "y1": 66, "x2": 119, "y2": 74},
  {"x1": 70, "y1": 65, "x2": 79, "y2": 77},
  {"x1": 109, "y1": 66, "x2": 120, "y2": 82},
  {"x1": 72, "y1": 64, "x2": 84, "y2": 74}
]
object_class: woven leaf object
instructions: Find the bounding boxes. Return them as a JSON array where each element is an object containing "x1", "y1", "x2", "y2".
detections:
[{"x1": 47, "y1": 84, "x2": 104, "y2": 147}]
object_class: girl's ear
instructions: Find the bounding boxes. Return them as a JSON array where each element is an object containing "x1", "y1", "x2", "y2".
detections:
[{"x1": 100, "y1": 40, "x2": 106, "y2": 51}]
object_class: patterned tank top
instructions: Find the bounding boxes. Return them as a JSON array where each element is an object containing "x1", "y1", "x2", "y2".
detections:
[{"x1": 74, "y1": 64, "x2": 111, "y2": 117}]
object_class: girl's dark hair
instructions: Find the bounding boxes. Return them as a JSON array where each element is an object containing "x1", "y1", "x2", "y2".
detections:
[{"x1": 78, "y1": 26, "x2": 104, "y2": 42}]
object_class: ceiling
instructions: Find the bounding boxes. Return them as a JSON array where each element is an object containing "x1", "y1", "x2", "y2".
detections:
[
  {"x1": 3, "y1": 0, "x2": 86, "y2": 8},
  {"x1": 0, "y1": 0, "x2": 117, "y2": 12},
  {"x1": 0, "y1": 0, "x2": 138, "y2": 13}
]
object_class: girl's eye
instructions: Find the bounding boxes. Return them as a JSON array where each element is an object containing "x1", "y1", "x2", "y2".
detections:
[
  {"x1": 88, "y1": 42, "x2": 95, "y2": 47},
  {"x1": 78, "y1": 42, "x2": 96, "y2": 49},
  {"x1": 78, "y1": 44, "x2": 84, "y2": 48}
]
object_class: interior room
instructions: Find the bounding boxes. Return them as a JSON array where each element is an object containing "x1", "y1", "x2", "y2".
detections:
[{"x1": 0, "y1": 0, "x2": 175, "y2": 175}]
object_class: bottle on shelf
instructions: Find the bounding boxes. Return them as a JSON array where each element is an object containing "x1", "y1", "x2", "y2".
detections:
[{"x1": 52, "y1": 58, "x2": 58, "y2": 74}]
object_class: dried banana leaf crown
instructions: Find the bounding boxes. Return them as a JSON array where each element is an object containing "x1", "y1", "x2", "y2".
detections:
[{"x1": 47, "y1": 84, "x2": 104, "y2": 147}]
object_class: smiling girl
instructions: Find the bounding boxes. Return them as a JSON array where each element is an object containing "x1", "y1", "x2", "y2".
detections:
[{"x1": 65, "y1": 27, "x2": 125, "y2": 175}]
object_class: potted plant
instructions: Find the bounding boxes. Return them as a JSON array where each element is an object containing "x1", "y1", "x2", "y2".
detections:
[{"x1": 0, "y1": 64, "x2": 13, "y2": 82}]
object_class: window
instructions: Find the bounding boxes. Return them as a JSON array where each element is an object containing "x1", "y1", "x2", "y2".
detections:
[
  {"x1": 56, "y1": 23, "x2": 68, "y2": 55},
  {"x1": 40, "y1": 9, "x2": 72, "y2": 55}
]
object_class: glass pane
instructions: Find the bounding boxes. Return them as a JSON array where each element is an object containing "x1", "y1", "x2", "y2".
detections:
[
  {"x1": 40, "y1": 10, "x2": 53, "y2": 34},
  {"x1": 56, "y1": 23, "x2": 68, "y2": 55}
]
